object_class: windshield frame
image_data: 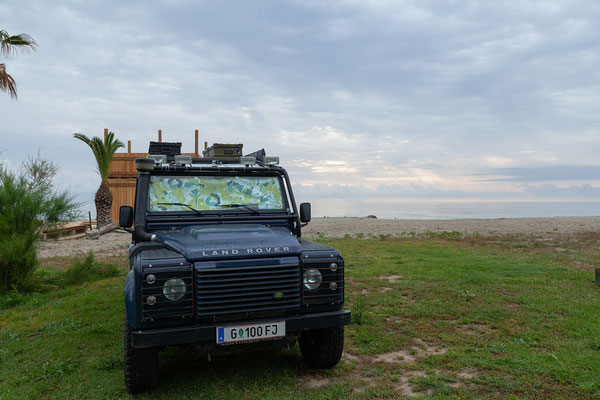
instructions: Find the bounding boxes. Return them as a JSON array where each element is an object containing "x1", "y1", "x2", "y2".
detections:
[{"x1": 145, "y1": 170, "x2": 290, "y2": 216}]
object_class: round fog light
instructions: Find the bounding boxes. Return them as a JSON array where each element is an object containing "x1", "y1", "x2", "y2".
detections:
[
  {"x1": 329, "y1": 282, "x2": 338, "y2": 291},
  {"x1": 163, "y1": 278, "x2": 186, "y2": 301},
  {"x1": 329, "y1": 263, "x2": 338, "y2": 272},
  {"x1": 146, "y1": 274, "x2": 156, "y2": 284},
  {"x1": 303, "y1": 268, "x2": 322, "y2": 290},
  {"x1": 147, "y1": 295, "x2": 156, "y2": 305}
]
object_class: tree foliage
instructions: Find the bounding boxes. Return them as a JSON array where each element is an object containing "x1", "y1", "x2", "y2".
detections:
[
  {"x1": 0, "y1": 155, "x2": 79, "y2": 291},
  {"x1": 73, "y1": 132, "x2": 124, "y2": 183},
  {"x1": 0, "y1": 29, "x2": 38, "y2": 99}
]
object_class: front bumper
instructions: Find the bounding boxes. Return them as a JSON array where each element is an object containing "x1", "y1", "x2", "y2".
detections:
[{"x1": 132, "y1": 310, "x2": 351, "y2": 348}]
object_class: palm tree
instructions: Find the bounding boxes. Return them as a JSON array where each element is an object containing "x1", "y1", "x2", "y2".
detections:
[
  {"x1": 0, "y1": 29, "x2": 38, "y2": 99},
  {"x1": 74, "y1": 132, "x2": 124, "y2": 229}
]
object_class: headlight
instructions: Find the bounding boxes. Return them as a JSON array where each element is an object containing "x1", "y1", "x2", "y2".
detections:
[
  {"x1": 163, "y1": 278, "x2": 186, "y2": 301},
  {"x1": 303, "y1": 268, "x2": 322, "y2": 290}
]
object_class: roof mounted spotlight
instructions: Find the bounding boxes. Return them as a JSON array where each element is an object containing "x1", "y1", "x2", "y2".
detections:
[
  {"x1": 239, "y1": 156, "x2": 256, "y2": 166},
  {"x1": 148, "y1": 154, "x2": 167, "y2": 164},
  {"x1": 265, "y1": 156, "x2": 279, "y2": 166},
  {"x1": 174, "y1": 155, "x2": 192, "y2": 165},
  {"x1": 135, "y1": 158, "x2": 155, "y2": 172}
]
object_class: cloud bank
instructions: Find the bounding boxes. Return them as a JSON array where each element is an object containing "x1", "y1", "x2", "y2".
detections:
[{"x1": 1, "y1": 0, "x2": 599, "y2": 212}]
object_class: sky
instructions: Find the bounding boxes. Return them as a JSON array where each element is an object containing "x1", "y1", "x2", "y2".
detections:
[{"x1": 1, "y1": 0, "x2": 600, "y2": 213}]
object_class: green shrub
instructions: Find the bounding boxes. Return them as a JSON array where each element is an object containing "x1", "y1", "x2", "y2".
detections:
[
  {"x1": 0, "y1": 155, "x2": 78, "y2": 291},
  {"x1": 60, "y1": 252, "x2": 119, "y2": 286},
  {"x1": 351, "y1": 295, "x2": 369, "y2": 325}
]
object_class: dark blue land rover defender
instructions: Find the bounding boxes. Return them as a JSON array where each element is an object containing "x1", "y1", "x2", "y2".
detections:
[{"x1": 119, "y1": 149, "x2": 350, "y2": 394}]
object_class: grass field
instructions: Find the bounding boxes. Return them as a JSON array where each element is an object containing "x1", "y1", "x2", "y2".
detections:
[{"x1": 1, "y1": 233, "x2": 599, "y2": 399}]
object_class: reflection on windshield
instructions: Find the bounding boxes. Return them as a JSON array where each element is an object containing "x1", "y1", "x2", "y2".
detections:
[{"x1": 148, "y1": 176, "x2": 283, "y2": 212}]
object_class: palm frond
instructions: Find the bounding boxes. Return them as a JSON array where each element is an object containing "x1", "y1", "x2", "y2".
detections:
[
  {"x1": 73, "y1": 132, "x2": 124, "y2": 183},
  {"x1": 0, "y1": 63, "x2": 17, "y2": 99},
  {"x1": 0, "y1": 30, "x2": 38, "y2": 58}
]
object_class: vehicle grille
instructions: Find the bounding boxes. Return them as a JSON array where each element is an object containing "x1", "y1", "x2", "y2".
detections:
[{"x1": 195, "y1": 260, "x2": 301, "y2": 321}]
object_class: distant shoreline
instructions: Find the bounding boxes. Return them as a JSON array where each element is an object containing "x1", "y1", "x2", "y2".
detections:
[{"x1": 307, "y1": 200, "x2": 600, "y2": 220}]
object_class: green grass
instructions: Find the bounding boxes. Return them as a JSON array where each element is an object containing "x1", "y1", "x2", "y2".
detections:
[{"x1": 1, "y1": 235, "x2": 599, "y2": 399}]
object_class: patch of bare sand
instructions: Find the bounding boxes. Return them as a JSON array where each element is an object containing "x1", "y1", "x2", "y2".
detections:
[
  {"x1": 396, "y1": 368, "x2": 483, "y2": 396},
  {"x1": 460, "y1": 323, "x2": 497, "y2": 335},
  {"x1": 296, "y1": 375, "x2": 330, "y2": 389},
  {"x1": 457, "y1": 369, "x2": 481, "y2": 379},
  {"x1": 396, "y1": 371, "x2": 433, "y2": 397},
  {"x1": 38, "y1": 231, "x2": 131, "y2": 259},
  {"x1": 378, "y1": 275, "x2": 403, "y2": 283},
  {"x1": 373, "y1": 338, "x2": 447, "y2": 365},
  {"x1": 374, "y1": 350, "x2": 417, "y2": 364},
  {"x1": 342, "y1": 351, "x2": 361, "y2": 364}
]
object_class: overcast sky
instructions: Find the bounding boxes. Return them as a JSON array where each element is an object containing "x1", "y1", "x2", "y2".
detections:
[{"x1": 1, "y1": 0, "x2": 599, "y2": 211}]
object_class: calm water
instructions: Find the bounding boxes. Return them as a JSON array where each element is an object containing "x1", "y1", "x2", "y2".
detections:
[{"x1": 308, "y1": 200, "x2": 600, "y2": 220}]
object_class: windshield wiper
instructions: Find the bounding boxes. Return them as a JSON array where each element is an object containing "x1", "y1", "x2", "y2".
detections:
[
  {"x1": 220, "y1": 203, "x2": 260, "y2": 215},
  {"x1": 157, "y1": 202, "x2": 204, "y2": 216}
]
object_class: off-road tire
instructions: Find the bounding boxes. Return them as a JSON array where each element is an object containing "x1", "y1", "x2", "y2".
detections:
[
  {"x1": 299, "y1": 327, "x2": 344, "y2": 368},
  {"x1": 124, "y1": 312, "x2": 158, "y2": 394}
]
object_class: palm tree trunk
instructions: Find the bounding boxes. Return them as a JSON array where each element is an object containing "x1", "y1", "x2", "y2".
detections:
[{"x1": 95, "y1": 182, "x2": 113, "y2": 229}]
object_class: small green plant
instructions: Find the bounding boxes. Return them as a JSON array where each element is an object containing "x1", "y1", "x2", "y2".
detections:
[
  {"x1": 510, "y1": 242, "x2": 530, "y2": 248},
  {"x1": 0, "y1": 155, "x2": 78, "y2": 291},
  {"x1": 355, "y1": 232, "x2": 365, "y2": 239},
  {"x1": 351, "y1": 295, "x2": 368, "y2": 325},
  {"x1": 421, "y1": 231, "x2": 463, "y2": 239},
  {"x1": 60, "y1": 252, "x2": 119, "y2": 286},
  {"x1": 94, "y1": 356, "x2": 123, "y2": 371},
  {"x1": 460, "y1": 289, "x2": 477, "y2": 302}
]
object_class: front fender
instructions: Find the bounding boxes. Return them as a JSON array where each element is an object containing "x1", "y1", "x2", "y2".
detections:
[{"x1": 124, "y1": 269, "x2": 136, "y2": 327}]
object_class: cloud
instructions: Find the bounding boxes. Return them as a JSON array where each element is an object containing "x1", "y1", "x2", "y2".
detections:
[
  {"x1": 477, "y1": 166, "x2": 600, "y2": 182},
  {"x1": 294, "y1": 181, "x2": 600, "y2": 202},
  {"x1": 1, "y1": 0, "x2": 599, "y2": 206}
]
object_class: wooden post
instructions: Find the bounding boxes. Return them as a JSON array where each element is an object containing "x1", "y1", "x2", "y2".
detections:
[
  {"x1": 127, "y1": 140, "x2": 131, "y2": 153},
  {"x1": 158, "y1": 129, "x2": 162, "y2": 142},
  {"x1": 104, "y1": 128, "x2": 108, "y2": 140},
  {"x1": 88, "y1": 211, "x2": 93, "y2": 230},
  {"x1": 195, "y1": 130, "x2": 199, "y2": 156},
  {"x1": 596, "y1": 268, "x2": 600, "y2": 285}
]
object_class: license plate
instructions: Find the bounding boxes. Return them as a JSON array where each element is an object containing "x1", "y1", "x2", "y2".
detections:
[{"x1": 216, "y1": 321, "x2": 285, "y2": 344}]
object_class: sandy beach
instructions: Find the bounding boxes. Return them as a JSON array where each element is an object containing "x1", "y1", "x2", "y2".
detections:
[
  {"x1": 37, "y1": 216, "x2": 600, "y2": 259},
  {"x1": 302, "y1": 216, "x2": 600, "y2": 237}
]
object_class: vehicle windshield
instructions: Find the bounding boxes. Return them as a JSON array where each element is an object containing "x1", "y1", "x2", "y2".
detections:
[{"x1": 148, "y1": 175, "x2": 284, "y2": 212}]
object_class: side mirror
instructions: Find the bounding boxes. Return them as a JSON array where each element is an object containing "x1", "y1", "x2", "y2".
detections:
[
  {"x1": 299, "y1": 202, "x2": 311, "y2": 223},
  {"x1": 119, "y1": 206, "x2": 134, "y2": 228}
]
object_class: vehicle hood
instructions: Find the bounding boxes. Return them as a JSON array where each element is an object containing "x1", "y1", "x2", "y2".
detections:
[{"x1": 154, "y1": 224, "x2": 301, "y2": 261}]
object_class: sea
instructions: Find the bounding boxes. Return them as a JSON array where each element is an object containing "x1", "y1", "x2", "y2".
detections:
[{"x1": 308, "y1": 200, "x2": 600, "y2": 220}]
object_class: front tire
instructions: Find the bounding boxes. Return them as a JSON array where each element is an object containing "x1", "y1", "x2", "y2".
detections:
[
  {"x1": 124, "y1": 312, "x2": 158, "y2": 394},
  {"x1": 299, "y1": 327, "x2": 344, "y2": 368}
]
